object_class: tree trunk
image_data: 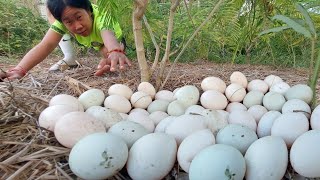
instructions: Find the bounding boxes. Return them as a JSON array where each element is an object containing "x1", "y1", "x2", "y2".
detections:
[
  {"x1": 155, "y1": 0, "x2": 181, "y2": 89},
  {"x1": 133, "y1": 0, "x2": 150, "y2": 82}
]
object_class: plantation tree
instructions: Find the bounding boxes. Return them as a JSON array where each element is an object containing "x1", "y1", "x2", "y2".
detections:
[{"x1": 100, "y1": 0, "x2": 226, "y2": 89}]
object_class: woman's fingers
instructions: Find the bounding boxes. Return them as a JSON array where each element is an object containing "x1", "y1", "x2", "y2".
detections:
[{"x1": 94, "y1": 64, "x2": 110, "y2": 76}]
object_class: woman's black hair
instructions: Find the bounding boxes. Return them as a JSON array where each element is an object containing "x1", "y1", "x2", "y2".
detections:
[{"x1": 47, "y1": 0, "x2": 93, "y2": 22}]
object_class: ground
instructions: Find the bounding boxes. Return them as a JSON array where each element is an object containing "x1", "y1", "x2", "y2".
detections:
[{"x1": 0, "y1": 55, "x2": 319, "y2": 179}]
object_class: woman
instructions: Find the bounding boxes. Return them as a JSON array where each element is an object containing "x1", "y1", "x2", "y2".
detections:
[{"x1": 1, "y1": 0, "x2": 131, "y2": 80}]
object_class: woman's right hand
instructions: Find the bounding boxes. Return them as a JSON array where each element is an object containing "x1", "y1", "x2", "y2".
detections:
[{"x1": 0, "y1": 66, "x2": 27, "y2": 81}]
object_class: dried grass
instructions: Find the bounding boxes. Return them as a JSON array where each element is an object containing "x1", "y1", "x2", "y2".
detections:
[{"x1": 1, "y1": 57, "x2": 319, "y2": 179}]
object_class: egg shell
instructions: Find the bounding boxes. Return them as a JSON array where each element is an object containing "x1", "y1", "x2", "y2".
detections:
[
  {"x1": 200, "y1": 90, "x2": 228, "y2": 110},
  {"x1": 104, "y1": 94, "x2": 132, "y2": 113},
  {"x1": 126, "y1": 133, "x2": 177, "y2": 180},
  {"x1": 247, "y1": 105, "x2": 268, "y2": 123},
  {"x1": 225, "y1": 83, "x2": 246, "y2": 102},
  {"x1": 165, "y1": 114, "x2": 207, "y2": 145},
  {"x1": 189, "y1": 144, "x2": 246, "y2": 180},
  {"x1": 138, "y1": 81, "x2": 156, "y2": 99},
  {"x1": 230, "y1": 71, "x2": 248, "y2": 88},
  {"x1": 85, "y1": 106, "x2": 123, "y2": 129},
  {"x1": 244, "y1": 136, "x2": 288, "y2": 180},
  {"x1": 185, "y1": 105, "x2": 205, "y2": 115},
  {"x1": 263, "y1": 91, "x2": 286, "y2": 111},
  {"x1": 149, "y1": 111, "x2": 169, "y2": 125},
  {"x1": 127, "y1": 111, "x2": 155, "y2": 133},
  {"x1": 155, "y1": 90, "x2": 176, "y2": 102},
  {"x1": 264, "y1": 75, "x2": 283, "y2": 88},
  {"x1": 271, "y1": 112, "x2": 309, "y2": 147},
  {"x1": 201, "y1": 76, "x2": 226, "y2": 93},
  {"x1": 174, "y1": 85, "x2": 200, "y2": 107},
  {"x1": 290, "y1": 130, "x2": 320, "y2": 178},
  {"x1": 247, "y1": 79, "x2": 269, "y2": 94},
  {"x1": 216, "y1": 124, "x2": 258, "y2": 155},
  {"x1": 167, "y1": 100, "x2": 187, "y2": 116},
  {"x1": 311, "y1": 104, "x2": 320, "y2": 130},
  {"x1": 130, "y1": 108, "x2": 149, "y2": 116},
  {"x1": 226, "y1": 102, "x2": 247, "y2": 113},
  {"x1": 78, "y1": 89, "x2": 105, "y2": 110},
  {"x1": 154, "y1": 116, "x2": 176, "y2": 133},
  {"x1": 39, "y1": 105, "x2": 80, "y2": 131},
  {"x1": 257, "y1": 111, "x2": 281, "y2": 138},
  {"x1": 201, "y1": 109, "x2": 228, "y2": 134},
  {"x1": 282, "y1": 99, "x2": 311, "y2": 119},
  {"x1": 108, "y1": 121, "x2": 149, "y2": 148},
  {"x1": 228, "y1": 110, "x2": 257, "y2": 132},
  {"x1": 147, "y1": 99, "x2": 170, "y2": 113},
  {"x1": 285, "y1": 84, "x2": 313, "y2": 104},
  {"x1": 69, "y1": 133, "x2": 128, "y2": 180},
  {"x1": 130, "y1": 91, "x2": 152, "y2": 109},
  {"x1": 54, "y1": 112, "x2": 106, "y2": 148},
  {"x1": 177, "y1": 129, "x2": 215, "y2": 173},
  {"x1": 269, "y1": 81, "x2": 290, "y2": 95},
  {"x1": 243, "y1": 90, "x2": 264, "y2": 108},
  {"x1": 49, "y1": 94, "x2": 84, "y2": 111},
  {"x1": 108, "y1": 84, "x2": 133, "y2": 99}
]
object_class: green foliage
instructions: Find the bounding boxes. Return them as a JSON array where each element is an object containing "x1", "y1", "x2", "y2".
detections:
[{"x1": 0, "y1": 0, "x2": 48, "y2": 57}]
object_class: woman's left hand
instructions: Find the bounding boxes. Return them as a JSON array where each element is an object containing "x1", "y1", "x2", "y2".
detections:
[{"x1": 95, "y1": 46, "x2": 132, "y2": 76}]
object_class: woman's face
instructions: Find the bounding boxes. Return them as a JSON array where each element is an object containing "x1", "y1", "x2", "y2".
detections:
[{"x1": 61, "y1": 6, "x2": 92, "y2": 36}]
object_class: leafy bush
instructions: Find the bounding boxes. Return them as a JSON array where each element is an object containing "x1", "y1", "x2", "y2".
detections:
[{"x1": 0, "y1": 0, "x2": 48, "y2": 57}]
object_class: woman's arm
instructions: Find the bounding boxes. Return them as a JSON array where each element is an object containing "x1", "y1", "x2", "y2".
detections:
[
  {"x1": 18, "y1": 29, "x2": 62, "y2": 71},
  {"x1": 1, "y1": 29, "x2": 62, "y2": 80},
  {"x1": 95, "y1": 30, "x2": 131, "y2": 76}
]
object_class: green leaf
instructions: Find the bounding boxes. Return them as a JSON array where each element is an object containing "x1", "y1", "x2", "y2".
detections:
[
  {"x1": 295, "y1": 3, "x2": 316, "y2": 36},
  {"x1": 259, "y1": 26, "x2": 291, "y2": 36},
  {"x1": 272, "y1": 15, "x2": 312, "y2": 38}
]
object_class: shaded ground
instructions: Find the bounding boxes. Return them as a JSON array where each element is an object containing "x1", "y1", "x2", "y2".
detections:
[{"x1": 0, "y1": 55, "x2": 319, "y2": 179}]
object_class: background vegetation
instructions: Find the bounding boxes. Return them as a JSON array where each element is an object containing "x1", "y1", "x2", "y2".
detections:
[{"x1": 1, "y1": 0, "x2": 319, "y2": 68}]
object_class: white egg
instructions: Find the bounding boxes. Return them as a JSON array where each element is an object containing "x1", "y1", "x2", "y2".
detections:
[
  {"x1": 247, "y1": 79, "x2": 269, "y2": 94},
  {"x1": 165, "y1": 114, "x2": 207, "y2": 145},
  {"x1": 271, "y1": 112, "x2": 309, "y2": 147},
  {"x1": 78, "y1": 89, "x2": 105, "y2": 110},
  {"x1": 108, "y1": 84, "x2": 133, "y2": 99},
  {"x1": 311, "y1": 104, "x2": 320, "y2": 130},
  {"x1": 104, "y1": 94, "x2": 132, "y2": 113},
  {"x1": 201, "y1": 76, "x2": 226, "y2": 93},
  {"x1": 54, "y1": 112, "x2": 106, "y2": 148},
  {"x1": 127, "y1": 111, "x2": 155, "y2": 133},
  {"x1": 230, "y1": 71, "x2": 248, "y2": 88},
  {"x1": 216, "y1": 124, "x2": 258, "y2": 155},
  {"x1": 263, "y1": 92, "x2": 286, "y2": 111},
  {"x1": 282, "y1": 99, "x2": 311, "y2": 119},
  {"x1": 138, "y1": 81, "x2": 156, "y2": 99},
  {"x1": 200, "y1": 90, "x2": 228, "y2": 110},
  {"x1": 155, "y1": 90, "x2": 176, "y2": 102},
  {"x1": 264, "y1": 74, "x2": 283, "y2": 88},
  {"x1": 185, "y1": 105, "x2": 205, "y2": 115},
  {"x1": 154, "y1": 116, "x2": 176, "y2": 133},
  {"x1": 130, "y1": 91, "x2": 152, "y2": 109},
  {"x1": 285, "y1": 84, "x2": 313, "y2": 104},
  {"x1": 189, "y1": 144, "x2": 246, "y2": 180},
  {"x1": 127, "y1": 133, "x2": 177, "y2": 180},
  {"x1": 225, "y1": 83, "x2": 246, "y2": 102},
  {"x1": 226, "y1": 102, "x2": 247, "y2": 113},
  {"x1": 247, "y1": 105, "x2": 268, "y2": 123},
  {"x1": 245, "y1": 136, "x2": 288, "y2": 180},
  {"x1": 167, "y1": 100, "x2": 187, "y2": 116},
  {"x1": 85, "y1": 106, "x2": 123, "y2": 129},
  {"x1": 174, "y1": 85, "x2": 200, "y2": 107},
  {"x1": 149, "y1": 111, "x2": 169, "y2": 125},
  {"x1": 108, "y1": 121, "x2": 149, "y2": 148},
  {"x1": 39, "y1": 105, "x2": 80, "y2": 131},
  {"x1": 257, "y1": 111, "x2": 281, "y2": 138},
  {"x1": 69, "y1": 133, "x2": 128, "y2": 180},
  {"x1": 269, "y1": 81, "x2": 290, "y2": 95},
  {"x1": 201, "y1": 109, "x2": 228, "y2": 134},
  {"x1": 228, "y1": 110, "x2": 257, "y2": 132},
  {"x1": 290, "y1": 130, "x2": 320, "y2": 178},
  {"x1": 243, "y1": 90, "x2": 264, "y2": 108},
  {"x1": 178, "y1": 129, "x2": 215, "y2": 173},
  {"x1": 49, "y1": 94, "x2": 84, "y2": 111},
  {"x1": 147, "y1": 99, "x2": 170, "y2": 113}
]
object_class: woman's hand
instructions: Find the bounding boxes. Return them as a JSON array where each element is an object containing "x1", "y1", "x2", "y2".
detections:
[
  {"x1": 95, "y1": 45, "x2": 132, "y2": 76},
  {"x1": 0, "y1": 66, "x2": 27, "y2": 81}
]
